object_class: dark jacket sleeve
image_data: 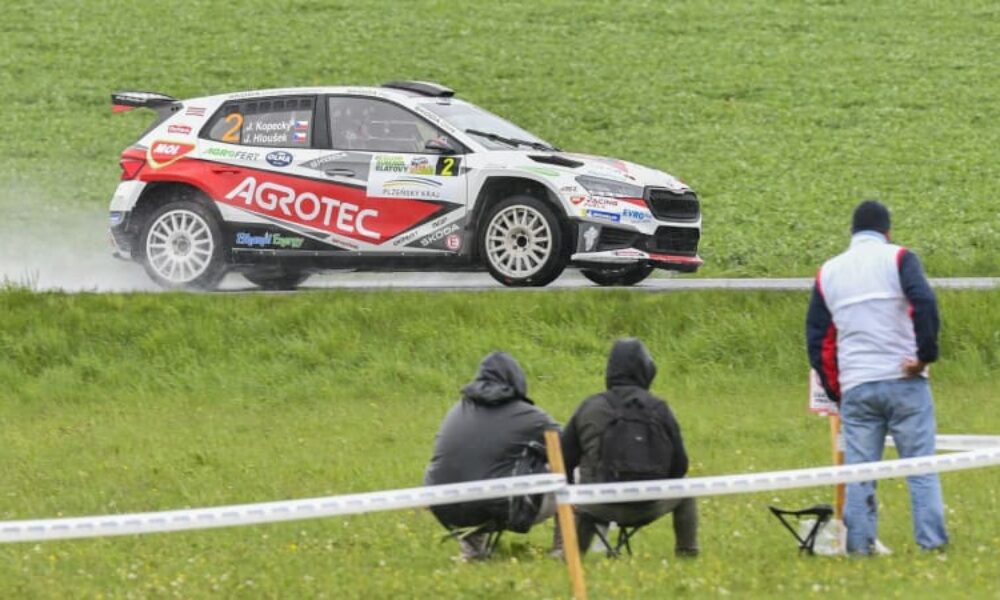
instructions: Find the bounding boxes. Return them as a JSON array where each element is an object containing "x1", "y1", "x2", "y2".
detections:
[
  {"x1": 805, "y1": 276, "x2": 841, "y2": 402},
  {"x1": 656, "y1": 402, "x2": 688, "y2": 479},
  {"x1": 560, "y1": 411, "x2": 582, "y2": 484},
  {"x1": 898, "y1": 250, "x2": 940, "y2": 363}
]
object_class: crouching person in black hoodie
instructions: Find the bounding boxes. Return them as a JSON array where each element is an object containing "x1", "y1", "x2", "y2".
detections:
[
  {"x1": 562, "y1": 338, "x2": 699, "y2": 557},
  {"x1": 424, "y1": 351, "x2": 561, "y2": 561}
]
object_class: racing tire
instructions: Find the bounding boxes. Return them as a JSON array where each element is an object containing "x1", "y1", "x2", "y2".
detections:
[
  {"x1": 138, "y1": 199, "x2": 227, "y2": 290},
  {"x1": 243, "y1": 270, "x2": 311, "y2": 291},
  {"x1": 479, "y1": 195, "x2": 567, "y2": 287},
  {"x1": 580, "y1": 263, "x2": 655, "y2": 287}
]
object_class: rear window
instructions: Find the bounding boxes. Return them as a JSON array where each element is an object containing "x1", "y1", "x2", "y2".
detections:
[{"x1": 204, "y1": 97, "x2": 315, "y2": 147}]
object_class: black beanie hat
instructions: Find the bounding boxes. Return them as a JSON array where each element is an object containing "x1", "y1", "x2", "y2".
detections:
[{"x1": 851, "y1": 200, "x2": 891, "y2": 234}]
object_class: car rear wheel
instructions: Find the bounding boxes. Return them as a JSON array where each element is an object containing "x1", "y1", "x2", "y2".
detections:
[
  {"x1": 580, "y1": 263, "x2": 655, "y2": 286},
  {"x1": 139, "y1": 200, "x2": 226, "y2": 290},
  {"x1": 243, "y1": 269, "x2": 311, "y2": 290},
  {"x1": 480, "y1": 195, "x2": 567, "y2": 287}
]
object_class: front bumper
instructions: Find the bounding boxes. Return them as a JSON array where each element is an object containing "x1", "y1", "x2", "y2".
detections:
[{"x1": 571, "y1": 221, "x2": 702, "y2": 271}]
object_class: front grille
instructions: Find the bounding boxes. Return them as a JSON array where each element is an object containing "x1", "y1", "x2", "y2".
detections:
[
  {"x1": 644, "y1": 188, "x2": 700, "y2": 222},
  {"x1": 596, "y1": 228, "x2": 638, "y2": 251},
  {"x1": 644, "y1": 226, "x2": 700, "y2": 255}
]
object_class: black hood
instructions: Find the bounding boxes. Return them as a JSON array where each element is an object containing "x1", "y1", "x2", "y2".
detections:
[
  {"x1": 461, "y1": 351, "x2": 532, "y2": 405},
  {"x1": 605, "y1": 338, "x2": 657, "y2": 390}
]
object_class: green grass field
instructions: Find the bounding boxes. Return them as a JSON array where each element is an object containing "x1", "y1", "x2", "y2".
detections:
[
  {"x1": 2, "y1": 0, "x2": 1000, "y2": 276},
  {"x1": 2, "y1": 289, "x2": 999, "y2": 598},
  {"x1": 3, "y1": 0, "x2": 1000, "y2": 598}
]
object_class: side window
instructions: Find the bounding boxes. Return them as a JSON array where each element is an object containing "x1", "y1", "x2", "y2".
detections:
[
  {"x1": 204, "y1": 97, "x2": 315, "y2": 147},
  {"x1": 328, "y1": 97, "x2": 456, "y2": 153}
]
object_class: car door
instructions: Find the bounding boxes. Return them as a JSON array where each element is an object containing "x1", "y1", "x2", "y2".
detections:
[
  {"x1": 324, "y1": 95, "x2": 470, "y2": 254},
  {"x1": 197, "y1": 95, "x2": 353, "y2": 252}
]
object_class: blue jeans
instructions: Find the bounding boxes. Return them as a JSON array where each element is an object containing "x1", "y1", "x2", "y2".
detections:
[{"x1": 841, "y1": 378, "x2": 948, "y2": 554}]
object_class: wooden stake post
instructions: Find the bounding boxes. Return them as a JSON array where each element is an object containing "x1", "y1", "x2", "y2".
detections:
[
  {"x1": 830, "y1": 414, "x2": 845, "y2": 520},
  {"x1": 544, "y1": 428, "x2": 587, "y2": 600}
]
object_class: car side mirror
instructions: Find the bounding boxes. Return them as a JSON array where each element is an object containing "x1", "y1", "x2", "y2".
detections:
[{"x1": 425, "y1": 138, "x2": 456, "y2": 155}]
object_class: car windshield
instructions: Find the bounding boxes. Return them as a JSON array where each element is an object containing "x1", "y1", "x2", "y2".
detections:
[{"x1": 419, "y1": 100, "x2": 553, "y2": 151}]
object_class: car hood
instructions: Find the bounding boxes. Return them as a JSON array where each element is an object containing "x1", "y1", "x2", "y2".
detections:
[{"x1": 471, "y1": 150, "x2": 691, "y2": 193}]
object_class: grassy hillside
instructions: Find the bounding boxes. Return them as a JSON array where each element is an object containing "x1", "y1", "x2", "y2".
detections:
[
  {"x1": 2, "y1": 1, "x2": 1000, "y2": 276},
  {"x1": 1, "y1": 288, "x2": 998, "y2": 597}
]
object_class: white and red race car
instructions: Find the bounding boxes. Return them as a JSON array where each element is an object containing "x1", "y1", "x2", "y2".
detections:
[{"x1": 109, "y1": 81, "x2": 701, "y2": 289}]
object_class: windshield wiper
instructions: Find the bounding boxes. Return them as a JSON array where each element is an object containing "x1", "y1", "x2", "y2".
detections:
[{"x1": 465, "y1": 129, "x2": 559, "y2": 152}]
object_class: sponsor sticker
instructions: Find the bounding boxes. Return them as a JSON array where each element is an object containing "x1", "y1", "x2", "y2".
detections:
[
  {"x1": 299, "y1": 152, "x2": 349, "y2": 170},
  {"x1": 203, "y1": 146, "x2": 260, "y2": 162},
  {"x1": 408, "y1": 156, "x2": 434, "y2": 175},
  {"x1": 583, "y1": 196, "x2": 619, "y2": 210},
  {"x1": 109, "y1": 212, "x2": 124, "y2": 227},
  {"x1": 224, "y1": 176, "x2": 381, "y2": 241},
  {"x1": 585, "y1": 209, "x2": 621, "y2": 223},
  {"x1": 375, "y1": 155, "x2": 408, "y2": 173},
  {"x1": 167, "y1": 124, "x2": 192, "y2": 135},
  {"x1": 147, "y1": 140, "x2": 196, "y2": 169},
  {"x1": 266, "y1": 150, "x2": 293, "y2": 167},
  {"x1": 419, "y1": 223, "x2": 460, "y2": 247},
  {"x1": 381, "y1": 177, "x2": 443, "y2": 200},
  {"x1": 235, "y1": 231, "x2": 272, "y2": 247},
  {"x1": 622, "y1": 208, "x2": 652, "y2": 223},
  {"x1": 446, "y1": 234, "x2": 461, "y2": 251},
  {"x1": 185, "y1": 106, "x2": 206, "y2": 117},
  {"x1": 614, "y1": 249, "x2": 646, "y2": 258}
]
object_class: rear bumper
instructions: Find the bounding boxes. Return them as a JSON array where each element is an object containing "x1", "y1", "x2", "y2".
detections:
[{"x1": 109, "y1": 211, "x2": 134, "y2": 258}]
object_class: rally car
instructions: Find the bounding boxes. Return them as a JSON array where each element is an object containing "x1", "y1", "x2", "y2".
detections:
[{"x1": 108, "y1": 81, "x2": 702, "y2": 289}]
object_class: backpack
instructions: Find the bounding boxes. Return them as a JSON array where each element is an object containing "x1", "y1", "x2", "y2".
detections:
[
  {"x1": 506, "y1": 440, "x2": 548, "y2": 533},
  {"x1": 596, "y1": 392, "x2": 674, "y2": 482}
]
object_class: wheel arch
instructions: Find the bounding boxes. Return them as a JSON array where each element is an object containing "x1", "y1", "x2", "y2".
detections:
[
  {"x1": 127, "y1": 182, "x2": 223, "y2": 259},
  {"x1": 469, "y1": 176, "x2": 573, "y2": 261}
]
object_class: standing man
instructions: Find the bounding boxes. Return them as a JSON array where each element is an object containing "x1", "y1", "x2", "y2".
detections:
[{"x1": 806, "y1": 199, "x2": 947, "y2": 554}]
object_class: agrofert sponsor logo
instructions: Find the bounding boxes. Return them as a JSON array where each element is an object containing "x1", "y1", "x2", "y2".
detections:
[
  {"x1": 224, "y1": 176, "x2": 379, "y2": 240},
  {"x1": 203, "y1": 147, "x2": 261, "y2": 162}
]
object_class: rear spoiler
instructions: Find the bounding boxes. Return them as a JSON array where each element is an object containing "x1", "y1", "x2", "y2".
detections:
[{"x1": 111, "y1": 91, "x2": 178, "y2": 113}]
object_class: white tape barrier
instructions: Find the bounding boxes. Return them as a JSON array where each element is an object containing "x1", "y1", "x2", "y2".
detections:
[
  {"x1": 567, "y1": 443, "x2": 1000, "y2": 505},
  {"x1": 1, "y1": 435, "x2": 997, "y2": 544},
  {"x1": 0, "y1": 474, "x2": 564, "y2": 544}
]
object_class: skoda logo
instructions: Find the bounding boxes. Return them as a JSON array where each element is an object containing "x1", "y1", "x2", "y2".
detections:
[{"x1": 266, "y1": 151, "x2": 293, "y2": 167}]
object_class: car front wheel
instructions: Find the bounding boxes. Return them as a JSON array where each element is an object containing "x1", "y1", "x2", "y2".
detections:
[
  {"x1": 480, "y1": 195, "x2": 567, "y2": 287},
  {"x1": 139, "y1": 200, "x2": 226, "y2": 290},
  {"x1": 580, "y1": 263, "x2": 655, "y2": 286}
]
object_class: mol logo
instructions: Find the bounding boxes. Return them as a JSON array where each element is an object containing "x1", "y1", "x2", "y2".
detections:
[
  {"x1": 223, "y1": 176, "x2": 380, "y2": 241},
  {"x1": 147, "y1": 140, "x2": 195, "y2": 169}
]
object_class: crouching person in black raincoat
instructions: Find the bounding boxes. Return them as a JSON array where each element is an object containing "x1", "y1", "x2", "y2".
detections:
[
  {"x1": 424, "y1": 351, "x2": 560, "y2": 561},
  {"x1": 562, "y1": 338, "x2": 699, "y2": 557}
]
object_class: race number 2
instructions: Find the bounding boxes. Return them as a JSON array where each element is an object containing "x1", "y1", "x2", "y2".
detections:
[
  {"x1": 222, "y1": 113, "x2": 244, "y2": 143},
  {"x1": 435, "y1": 156, "x2": 461, "y2": 177}
]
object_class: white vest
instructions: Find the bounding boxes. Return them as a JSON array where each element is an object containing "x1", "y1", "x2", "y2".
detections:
[{"x1": 819, "y1": 233, "x2": 918, "y2": 392}]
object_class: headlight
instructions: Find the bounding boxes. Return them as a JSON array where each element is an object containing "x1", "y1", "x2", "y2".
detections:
[{"x1": 575, "y1": 175, "x2": 643, "y2": 199}]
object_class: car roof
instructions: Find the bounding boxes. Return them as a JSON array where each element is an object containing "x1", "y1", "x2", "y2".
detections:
[{"x1": 186, "y1": 85, "x2": 442, "y2": 105}]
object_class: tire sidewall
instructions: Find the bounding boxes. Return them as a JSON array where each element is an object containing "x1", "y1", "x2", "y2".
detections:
[
  {"x1": 139, "y1": 199, "x2": 227, "y2": 290},
  {"x1": 478, "y1": 195, "x2": 567, "y2": 287}
]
